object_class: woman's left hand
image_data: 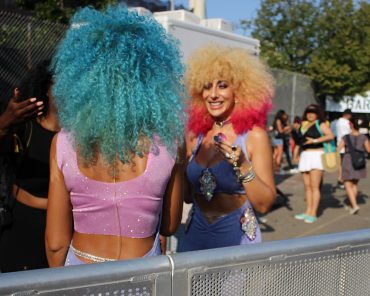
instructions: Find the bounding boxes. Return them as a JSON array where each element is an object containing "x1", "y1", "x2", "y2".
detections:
[{"x1": 214, "y1": 137, "x2": 251, "y2": 172}]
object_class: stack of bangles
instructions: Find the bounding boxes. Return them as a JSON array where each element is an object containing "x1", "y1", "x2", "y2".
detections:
[{"x1": 232, "y1": 161, "x2": 256, "y2": 184}]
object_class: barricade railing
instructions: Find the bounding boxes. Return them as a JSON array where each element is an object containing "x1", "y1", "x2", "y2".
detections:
[{"x1": 0, "y1": 229, "x2": 369, "y2": 295}]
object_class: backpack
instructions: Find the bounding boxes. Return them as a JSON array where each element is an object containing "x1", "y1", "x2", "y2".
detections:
[{"x1": 345, "y1": 134, "x2": 366, "y2": 170}]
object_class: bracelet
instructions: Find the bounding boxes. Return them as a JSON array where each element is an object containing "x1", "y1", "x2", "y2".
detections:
[
  {"x1": 233, "y1": 162, "x2": 256, "y2": 183},
  {"x1": 313, "y1": 139, "x2": 318, "y2": 144},
  {"x1": 238, "y1": 167, "x2": 256, "y2": 183}
]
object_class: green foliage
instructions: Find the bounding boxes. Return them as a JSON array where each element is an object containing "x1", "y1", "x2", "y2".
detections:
[
  {"x1": 247, "y1": 0, "x2": 370, "y2": 100},
  {"x1": 16, "y1": 0, "x2": 118, "y2": 24}
]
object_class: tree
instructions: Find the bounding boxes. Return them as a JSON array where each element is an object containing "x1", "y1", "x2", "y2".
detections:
[
  {"x1": 251, "y1": 0, "x2": 318, "y2": 74},
  {"x1": 246, "y1": 0, "x2": 370, "y2": 100},
  {"x1": 15, "y1": 0, "x2": 118, "y2": 24},
  {"x1": 309, "y1": 0, "x2": 370, "y2": 99}
]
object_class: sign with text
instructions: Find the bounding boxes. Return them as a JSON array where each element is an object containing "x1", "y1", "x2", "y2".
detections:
[{"x1": 326, "y1": 92, "x2": 370, "y2": 113}]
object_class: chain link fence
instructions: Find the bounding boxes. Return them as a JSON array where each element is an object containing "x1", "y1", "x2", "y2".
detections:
[
  {"x1": 0, "y1": 11, "x2": 67, "y2": 106},
  {"x1": 269, "y1": 68, "x2": 317, "y2": 124}
]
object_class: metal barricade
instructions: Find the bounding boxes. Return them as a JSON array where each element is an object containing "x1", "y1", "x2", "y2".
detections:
[
  {"x1": 171, "y1": 229, "x2": 370, "y2": 296},
  {"x1": 0, "y1": 229, "x2": 369, "y2": 295},
  {"x1": 0, "y1": 255, "x2": 172, "y2": 296}
]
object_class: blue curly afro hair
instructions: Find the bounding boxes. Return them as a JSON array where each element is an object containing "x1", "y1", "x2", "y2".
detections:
[{"x1": 52, "y1": 5, "x2": 186, "y2": 163}]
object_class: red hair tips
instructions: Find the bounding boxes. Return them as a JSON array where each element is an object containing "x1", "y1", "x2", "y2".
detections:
[{"x1": 187, "y1": 102, "x2": 272, "y2": 136}]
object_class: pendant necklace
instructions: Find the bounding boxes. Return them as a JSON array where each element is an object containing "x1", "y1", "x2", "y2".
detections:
[{"x1": 198, "y1": 119, "x2": 231, "y2": 201}]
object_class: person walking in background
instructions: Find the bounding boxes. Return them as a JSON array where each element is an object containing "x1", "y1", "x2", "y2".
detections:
[
  {"x1": 291, "y1": 116, "x2": 302, "y2": 165},
  {"x1": 330, "y1": 117, "x2": 338, "y2": 143},
  {"x1": 178, "y1": 45, "x2": 276, "y2": 252},
  {"x1": 272, "y1": 110, "x2": 292, "y2": 173},
  {"x1": 295, "y1": 104, "x2": 334, "y2": 223},
  {"x1": 337, "y1": 118, "x2": 370, "y2": 214},
  {"x1": 336, "y1": 109, "x2": 352, "y2": 189},
  {"x1": 45, "y1": 5, "x2": 185, "y2": 266},
  {"x1": 0, "y1": 60, "x2": 59, "y2": 272}
]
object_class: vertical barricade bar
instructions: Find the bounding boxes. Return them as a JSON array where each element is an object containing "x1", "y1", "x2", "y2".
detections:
[
  {"x1": 0, "y1": 255, "x2": 172, "y2": 295},
  {"x1": 171, "y1": 229, "x2": 370, "y2": 296}
]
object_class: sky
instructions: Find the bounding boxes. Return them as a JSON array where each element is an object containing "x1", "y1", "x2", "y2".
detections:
[{"x1": 175, "y1": 0, "x2": 262, "y2": 35}]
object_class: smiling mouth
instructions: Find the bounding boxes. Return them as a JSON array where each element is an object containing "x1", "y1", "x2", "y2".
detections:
[{"x1": 208, "y1": 101, "x2": 223, "y2": 107}]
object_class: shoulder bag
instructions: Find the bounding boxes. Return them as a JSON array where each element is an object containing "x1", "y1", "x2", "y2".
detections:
[
  {"x1": 345, "y1": 135, "x2": 366, "y2": 170},
  {"x1": 315, "y1": 121, "x2": 339, "y2": 172}
]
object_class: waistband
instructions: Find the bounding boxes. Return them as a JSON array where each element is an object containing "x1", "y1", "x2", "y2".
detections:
[
  {"x1": 69, "y1": 231, "x2": 161, "y2": 263},
  {"x1": 69, "y1": 244, "x2": 116, "y2": 263}
]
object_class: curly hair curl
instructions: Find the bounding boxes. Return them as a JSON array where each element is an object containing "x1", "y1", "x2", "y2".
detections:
[{"x1": 51, "y1": 5, "x2": 186, "y2": 164}]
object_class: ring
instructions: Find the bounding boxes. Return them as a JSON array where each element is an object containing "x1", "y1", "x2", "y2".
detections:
[
  {"x1": 230, "y1": 151, "x2": 236, "y2": 160},
  {"x1": 225, "y1": 152, "x2": 232, "y2": 159},
  {"x1": 231, "y1": 145, "x2": 237, "y2": 151}
]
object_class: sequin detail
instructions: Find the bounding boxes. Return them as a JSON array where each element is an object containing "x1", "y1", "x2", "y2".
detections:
[
  {"x1": 240, "y1": 207, "x2": 257, "y2": 241},
  {"x1": 199, "y1": 168, "x2": 216, "y2": 201},
  {"x1": 70, "y1": 245, "x2": 116, "y2": 263}
]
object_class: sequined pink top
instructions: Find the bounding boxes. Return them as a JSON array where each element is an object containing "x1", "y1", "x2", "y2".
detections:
[{"x1": 56, "y1": 130, "x2": 175, "y2": 238}]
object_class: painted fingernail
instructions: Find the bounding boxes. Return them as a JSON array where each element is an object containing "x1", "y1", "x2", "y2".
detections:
[
  {"x1": 30, "y1": 98, "x2": 37, "y2": 102},
  {"x1": 38, "y1": 106, "x2": 44, "y2": 110},
  {"x1": 36, "y1": 101, "x2": 43, "y2": 106},
  {"x1": 37, "y1": 112, "x2": 43, "y2": 116}
]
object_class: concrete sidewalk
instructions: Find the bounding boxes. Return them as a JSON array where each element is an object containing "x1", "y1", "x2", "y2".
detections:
[
  {"x1": 168, "y1": 160, "x2": 370, "y2": 252},
  {"x1": 262, "y1": 160, "x2": 370, "y2": 242}
]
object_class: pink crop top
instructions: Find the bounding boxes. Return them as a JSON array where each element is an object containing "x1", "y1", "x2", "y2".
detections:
[{"x1": 56, "y1": 130, "x2": 175, "y2": 238}]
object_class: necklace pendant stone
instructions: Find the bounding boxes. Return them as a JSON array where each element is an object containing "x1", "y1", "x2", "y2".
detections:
[{"x1": 199, "y1": 168, "x2": 216, "y2": 202}]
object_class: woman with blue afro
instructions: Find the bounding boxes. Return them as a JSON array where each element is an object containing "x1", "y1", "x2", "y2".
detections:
[{"x1": 45, "y1": 5, "x2": 186, "y2": 266}]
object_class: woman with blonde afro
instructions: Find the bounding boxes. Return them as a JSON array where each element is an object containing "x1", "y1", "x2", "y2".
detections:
[{"x1": 179, "y1": 45, "x2": 276, "y2": 251}]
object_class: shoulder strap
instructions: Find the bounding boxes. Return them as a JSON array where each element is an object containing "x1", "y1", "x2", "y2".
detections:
[
  {"x1": 192, "y1": 134, "x2": 203, "y2": 155},
  {"x1": 236, "y1": 132, "x2": 251, "y2": 162},
  {"x1": 315, "y1": 120, "x2": 323, "y2": 136},
  {"x1": 345, "y1": 134, "x2": 355, "y2": 153}
]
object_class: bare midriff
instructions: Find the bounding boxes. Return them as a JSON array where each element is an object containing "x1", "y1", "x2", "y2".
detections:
[
  {"x1": 194, "y1": 193, "x2": 248, "y2": 224},
  {"x1": 304, "y1": 148, "x2": 324, "y2": 152},
  {"x1": 71, "y1": 232, "x2": 156, "y2": 263}
]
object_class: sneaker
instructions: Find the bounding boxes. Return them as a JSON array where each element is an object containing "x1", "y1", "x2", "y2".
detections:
[
  {"x1": 304, "y1": 215, "x2": 317, "y2": 223},
  {"x1": 289, "y1": 168, "x2": 300, "y2": 174},
  {"x1": 294, "y1": 213, "x2": 307, "y2": 220},
  {"x1": 343, "y1": 204, "x2": 350, "y2": 211},
  {"x1": 337, "y1": 181, "x2": 345, "y2": 190},
  {"x1": 349, "y1": 206, "x2": 360, "y2": 215}
]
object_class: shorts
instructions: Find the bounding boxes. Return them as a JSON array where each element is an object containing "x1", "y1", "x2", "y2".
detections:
[
  {"x1": 272, "y1": 138, "x2": 283, "y2": 147},
  {"x1": 298, "y1": 150, "x2": 324, "y2": 172}
]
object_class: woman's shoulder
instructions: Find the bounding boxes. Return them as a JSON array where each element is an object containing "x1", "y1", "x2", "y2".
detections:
[{"x1": 246, "y1": 126, "x2": 269, "y2": 143}]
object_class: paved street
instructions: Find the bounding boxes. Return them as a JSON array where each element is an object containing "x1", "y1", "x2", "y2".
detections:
[
  {"x1": 262, "y1": 160, "x2": 370, "y2": 241},
  {"x1": 169, "y1": 160, "x2": 370, "y2": 252}
]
